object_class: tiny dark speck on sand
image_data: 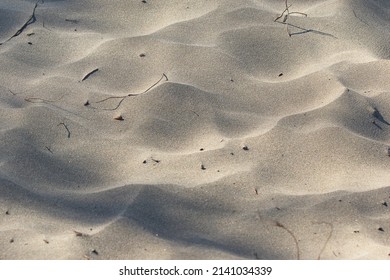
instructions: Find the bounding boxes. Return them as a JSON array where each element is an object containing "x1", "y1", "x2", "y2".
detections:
[{"x1": 114, "y1": 115, "x2": 124, "y2": 121}]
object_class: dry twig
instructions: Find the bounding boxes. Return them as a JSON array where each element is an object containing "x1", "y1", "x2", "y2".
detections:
[
  {"x1": 45, "y1": 146, "x2": 53, "y2": 154},
  {"x1": 73, "y1": 230, "x2": 88, "y2": 237},
  {"x1": 24, "y1": 95, "x2": 64, "y2": 103},
  {"x1": 86, "y1": 73, "x2": 168, "y2": 110},
  {"x1": 0, "y1": 2, "x2": 40, "y2": 45},
  {"x1": 274, "y1": 0, "x2": 307, "y2": 37},
  {"x1": 312, "y1": 221, "x2": 334, "y2": 260},
  {"x1": 81, "y1": 68, "x2": 99, "y2": 81},
  {"x1": 275, "y1": 221, "x2": 300, "y2": 260},
  {"x1": 58, "y1": 122, "x2": 71, "y2": 138}
]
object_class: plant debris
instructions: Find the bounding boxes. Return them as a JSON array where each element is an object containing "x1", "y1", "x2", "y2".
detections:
[
  {"x1": 0, "y1": 2, "x2": 39, "y2": 45},
  {"x1": 87, "y1": 73, "x2": 168, "y2": 110},
  {"x1": 81, "y1": 68, "x2": 99, "y2": 82},
  {"x1": 58, "y1": 122, "x2": 71, "y2": 138},
  {"x1": 114, "y1": 115, "x2": 124, "y2": 121},
  {"x1": 274, "y1": 0, "x2": 307, "y2": 37}
]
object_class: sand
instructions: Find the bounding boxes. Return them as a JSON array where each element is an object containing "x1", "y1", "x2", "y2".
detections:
[{"x1": 0, "y1": 0, "x2": 390, "y2": 260}]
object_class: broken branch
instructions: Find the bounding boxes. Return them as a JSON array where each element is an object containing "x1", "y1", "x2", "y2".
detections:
[
  {"x1": 58, "y1": 122, "x2": 71, "y2": 138},
  {"x1": 24, "y1": 95, "x2": 65, "y2": 104},
  {"x1": 312, "y1": 221, "x2": 333, "y2": 260},
  {"x1": 86, "y1": 73, "x2": 168, "y2": 110},
  {"x1": 81, "y1": 68, "x2": 99, "y2": 81},
  {"x1": 274, "y1": 0, "x2": 307, "y2": 37},
  {"x1": 275, "y1": 221, "x2": 300, "y2": 260},
  {"x1": 0, "y1": 2, "x2": 39, "y2": 45}
]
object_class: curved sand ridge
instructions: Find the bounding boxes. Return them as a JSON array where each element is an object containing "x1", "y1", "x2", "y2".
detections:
[{"x1": 1, "y1": 0, "x2": 390, "y2": 259}]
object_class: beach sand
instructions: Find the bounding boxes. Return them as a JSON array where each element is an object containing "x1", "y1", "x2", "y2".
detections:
[{"x1": 0, "y1": 0, "x2": 390, "y2": 259}]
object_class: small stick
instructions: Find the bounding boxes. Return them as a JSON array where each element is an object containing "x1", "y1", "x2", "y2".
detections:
[
  {"x1": 275, "y1": 221, "x2": 300, "y2": 260},
  {"x1": 81, "y1": 68, "x2": 99, "y2": 81},
  {"x1": 190, "y1": 110, "x2": 199, "y2": 117},
  {"x1": 87, "y1": 73, "x2": 168, "y2": 110},
  {"x1": 289, "y1": 11, "x2": 308, "y2": 16},
  {"x1": 58, "y1": 122, "x2": 71, "y2": 138},
  {"x1": 65, "y1": 19, "x2": 79, "y2": 24},
  {"x1": 274, "y1": 3, "x2": 292, "y2": 22},
  {"x1": 0, "y1": 2, "x2": 39, "y2": 45},
  {"x1": 73, "y1": 230, "x2": 88, "y2": 237},
  {"x1": 24, "y1": 95, "x2": 64, "y2": 104},
  {"x1": 313, "y1": 222, "x2": 334, "y2": 260},
  {"x1": 42, "y1": 21, "x2": 51, "y2": 31},
  {"x1": 352, "y1": 10, "x2": 369, "y2": 26},
  {"x1": 274, "y1": 0, "x2": 307, "y2": 37},
  {"x1": 114, "y1": 115, "x2": 124, "y2": 121}
]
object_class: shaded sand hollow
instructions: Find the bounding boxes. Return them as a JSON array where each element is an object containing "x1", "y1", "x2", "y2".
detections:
[{"x1": 1, "y1": 0, "x2": 390, "y2": 259}]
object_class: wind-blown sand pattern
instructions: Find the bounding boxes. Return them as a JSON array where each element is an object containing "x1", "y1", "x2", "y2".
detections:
[{"x1": 1, "y1": 0, "x2": 390, "y2": 259}]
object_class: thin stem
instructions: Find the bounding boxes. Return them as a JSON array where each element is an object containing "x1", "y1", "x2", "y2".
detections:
[
  {"x1": 289, "y1": 12, "x2": 307, "y2": 17},
  {"x1": 274, "y1": 0, "x2": 307, "y2": 37},
  {"x1": 0, "y1": 2, "x2": 39, "y2": 45},
  {"x1": 87, "y1": 73, "x2": 168, "y2": 111},
  {"x1": 275, "y1": 221, "x2": 300, "y2": 260}
]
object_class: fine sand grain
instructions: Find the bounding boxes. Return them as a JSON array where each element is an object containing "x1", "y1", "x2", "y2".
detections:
[{"x1": 1, "y1": 0, "x2": 390, "y2": 259}]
